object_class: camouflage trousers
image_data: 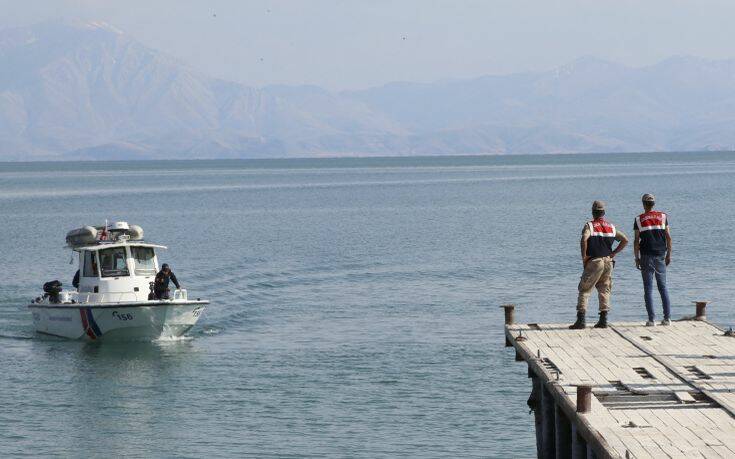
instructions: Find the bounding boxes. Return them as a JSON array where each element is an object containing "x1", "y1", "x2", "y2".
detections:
[{"x1": 577, "y1": 256, "x2": 613, "y2": 312}]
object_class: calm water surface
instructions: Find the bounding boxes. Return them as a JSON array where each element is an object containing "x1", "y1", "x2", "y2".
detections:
[{"x1": 1, "y1": 153, "x2": 735, "y2": 458}]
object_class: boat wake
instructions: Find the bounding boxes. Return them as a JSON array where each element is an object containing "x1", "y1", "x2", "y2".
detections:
[
  {"x1": 199, "y1": 325, "x2": 223, "y2": 335},
  {"x1": 154, "y1": 334, "x2": 194, "y2": 343},
  {"x1": 0, "y1": 333, "x2": 35, "y2": 341}
]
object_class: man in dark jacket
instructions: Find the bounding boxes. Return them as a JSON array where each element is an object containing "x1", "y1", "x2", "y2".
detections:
[{"x1": 154, "y1": 263, "x2": 181, "y2": 299}]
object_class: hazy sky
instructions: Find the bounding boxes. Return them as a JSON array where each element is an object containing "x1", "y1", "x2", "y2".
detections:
[{"x1": 2, "y1": 0, "x2": 735, "y2": 89}]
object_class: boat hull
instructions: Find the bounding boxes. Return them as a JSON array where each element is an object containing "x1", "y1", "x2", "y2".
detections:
[{"x1": 28, "y1": 301, "x2": 207, "y2": 341}]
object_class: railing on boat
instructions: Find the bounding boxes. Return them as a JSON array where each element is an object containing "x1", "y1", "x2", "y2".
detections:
[{"x1": 60, "y1": 289, "x2": 188, "y2": 304}]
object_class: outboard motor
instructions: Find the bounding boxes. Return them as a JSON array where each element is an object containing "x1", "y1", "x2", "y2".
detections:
[{"x1": 43, "y1": 280, "x2": 63, "y2": 304}]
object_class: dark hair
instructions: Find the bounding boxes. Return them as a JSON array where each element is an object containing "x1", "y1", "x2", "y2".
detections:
[
  {"x1": 643, "y1": 201, "x2": 654, "y2": 210},
  {"x1": 592, "y1": 210, "x2": 605, "y2": 219}
]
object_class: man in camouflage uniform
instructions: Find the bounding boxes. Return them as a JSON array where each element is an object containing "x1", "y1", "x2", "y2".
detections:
[{"x1": 570, "y1": 201, "x2": 629, "y2": 329}]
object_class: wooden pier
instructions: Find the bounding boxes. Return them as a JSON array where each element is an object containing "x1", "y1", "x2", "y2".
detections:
[{"x1": 504, "y1": 303, "x2": 735, "y2": 458}]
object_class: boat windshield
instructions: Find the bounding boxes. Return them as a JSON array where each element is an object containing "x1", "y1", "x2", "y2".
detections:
[
  {"x1": 131, "y1": 246, "x2": 156, "y2": 276},
  {"x1": 99, "y1": 247, "x2": 129, "y2": 277}
]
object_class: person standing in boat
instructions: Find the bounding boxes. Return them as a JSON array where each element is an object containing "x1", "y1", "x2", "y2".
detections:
[
  {"x1": 570, "y1": 200, "x2": 628, "y2": 329},
  {"x1": 154, "y1": 263, "x2": 181, "y2": 299}
]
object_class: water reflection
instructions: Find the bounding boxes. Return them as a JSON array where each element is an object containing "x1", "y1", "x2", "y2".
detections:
[{"x1": 41, "y1": 339, "x2": 200, "y2": 455}]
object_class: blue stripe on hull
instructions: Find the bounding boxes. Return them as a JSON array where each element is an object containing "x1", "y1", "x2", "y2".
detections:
[{"x1": 85, "y1": 308, "x2": 103, "y2": 337}]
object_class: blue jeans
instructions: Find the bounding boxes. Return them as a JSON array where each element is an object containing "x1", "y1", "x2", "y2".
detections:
[{"x1": 641, "y1": 254, "x2": 671, "y2": 321}]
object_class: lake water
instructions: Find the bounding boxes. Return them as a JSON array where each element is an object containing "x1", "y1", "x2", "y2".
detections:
[{"x1": 1, "y1": 153, "x2": 735, "y2": 458}]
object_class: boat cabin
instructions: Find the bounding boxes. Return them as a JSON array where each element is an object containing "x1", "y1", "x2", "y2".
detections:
[
  {"x1": 65, "y1": 222, "x2": 173, "y2": 303},
  {"x1": 76, "y1": 242, "x2": 166, "y2": 302}
]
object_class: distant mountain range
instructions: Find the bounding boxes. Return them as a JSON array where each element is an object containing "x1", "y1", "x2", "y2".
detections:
[{"x1": 2, "y1": 21, "x2": 735, "y2": 160}]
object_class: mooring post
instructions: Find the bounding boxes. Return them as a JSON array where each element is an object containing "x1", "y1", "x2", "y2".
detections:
[
  {"x1": 693, "y1": 301, "x2": 709, "y2": 321},
  {"x1": 555, "y1": 404, "x2": 572, "y2": 459},
  {"x1": 570, "y1": 423, "x2": 587, "y2": 459},
  {"x1": 501, "y1": 304, "x2": 515, "y2": 325},
  {"x1": 576, "y1": 384, "x2": 593, "y2": 414},
  {"x1": 501, "y1": 304, "x2": 515, "y2": 347},
  {"x1": 541, "y1": 384, "x2": 556, "y2": 458}
]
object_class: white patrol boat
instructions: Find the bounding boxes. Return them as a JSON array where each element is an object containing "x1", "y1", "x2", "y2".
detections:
[{"x1": 28, "y1": 221, "x2": 208, "y2": 341}]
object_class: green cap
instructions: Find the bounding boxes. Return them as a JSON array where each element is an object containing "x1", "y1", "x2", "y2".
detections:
[{"x1": 592, "y1": 200, "x2": 605, "y2": 211}]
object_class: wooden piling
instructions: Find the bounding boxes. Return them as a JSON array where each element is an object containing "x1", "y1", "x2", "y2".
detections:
[
  {"x1": 540, "y1": 384, "x2": 556, "y2": 458},
  {"x1": 570, "y1": 423, "x2": 587, "y2": 459},
  {"x1": 693, "y1": 300, "x2": 709, "y2": 320},
  {"x1": 530, "y1": 376, "x2": 544, "y2": 458},
  {"x1": 502, "y1": 304, "x2": 515, "y2": 346},
  {"x1": 555, "y1": 404, "x2": 572, "y2": 458},
  {"x1": 575, "y1": 385, "x2": 592, "y2": 413},
  {"x1": 501, "y1": 304, "x2": 515, "y2": 325}
]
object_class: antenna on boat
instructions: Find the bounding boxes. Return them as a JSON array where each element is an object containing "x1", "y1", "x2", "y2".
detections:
[{"x1": 100, "y1": 219, "x2": 109, "y2": 241}]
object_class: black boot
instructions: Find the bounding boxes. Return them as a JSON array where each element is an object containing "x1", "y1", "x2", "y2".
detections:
[
  {"x1": 594, "y1": 311, "x2": 608, "y2": 328},
  {"x1": 569, "y1": 311, "x2": 586, "y2": 329}
]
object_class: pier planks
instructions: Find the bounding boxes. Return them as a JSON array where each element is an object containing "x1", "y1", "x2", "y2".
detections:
[{"x1": 506, "y1": 320, "x2": 735, "y2": 458}]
